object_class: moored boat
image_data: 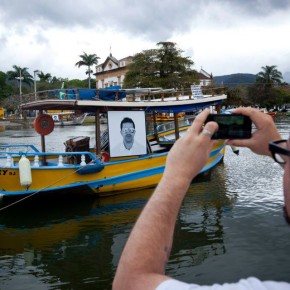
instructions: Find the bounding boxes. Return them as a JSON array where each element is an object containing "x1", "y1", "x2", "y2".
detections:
[
  {"x1": 259, "y1": 108, "x2": 276, "y2": 118},
  {"x1": 0, "y1": 87, "x2": 227, "y2": 198}
]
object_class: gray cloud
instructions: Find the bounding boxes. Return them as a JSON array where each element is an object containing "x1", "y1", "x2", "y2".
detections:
[
  {"x1": 0, "y1": 35, "x2": 7, "y2": 49},
  {"x1": 228, "y1": 0, "x2": 290, "y2": 14},
  {"x1": 2, "y1": 0, "x2": 290, "y2": 42}
]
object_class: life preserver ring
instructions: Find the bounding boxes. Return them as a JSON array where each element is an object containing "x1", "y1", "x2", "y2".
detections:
[
  {"x1": 34, "y1": 114, "x2": 54, "y2": 135},
  {"x1": 101, "y1": 151, "x2": 110, "y2": 162}
]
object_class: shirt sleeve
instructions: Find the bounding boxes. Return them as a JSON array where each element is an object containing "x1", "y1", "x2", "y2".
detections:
[{"x1": 156, "y1": 277, "x2": 290, "y2": 290}]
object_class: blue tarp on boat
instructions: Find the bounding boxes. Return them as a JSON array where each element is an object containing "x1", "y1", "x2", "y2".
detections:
[{"x1": 49, "y1": 86, "x2": 126, "y2": 101}]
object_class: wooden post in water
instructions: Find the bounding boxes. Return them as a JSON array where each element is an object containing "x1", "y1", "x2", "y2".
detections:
[
  {"x1": 95, "y1": 108, "x2": 101, "y2": 156},
  {"x1": 174, "y1": 112, "x2": 180, "y2": 140},
  {"x1": 41, "y1": 134, "x2": 47, "y2": 166},
  {"x1": 153, "y1": 111, "x2": 158, "y2": 140},
  {"x1": 216, "y1": 104, "x2": 221, "y2": 113},
  {"x1": 38, "y1": 110, "x2": 47, "y2": 166}
]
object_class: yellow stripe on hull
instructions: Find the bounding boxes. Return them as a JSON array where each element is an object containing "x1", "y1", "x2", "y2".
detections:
[
  {"x1": 0, "y1": 154, "x2": 167, "y2": 193},
  {"x1": 0, "y1": 141, "x2": 225, "y2": 196}
]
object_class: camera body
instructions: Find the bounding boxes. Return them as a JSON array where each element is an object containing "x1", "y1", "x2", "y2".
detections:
[{"x1": 205, "y1": 114, "x2": 252, "y2": 139}]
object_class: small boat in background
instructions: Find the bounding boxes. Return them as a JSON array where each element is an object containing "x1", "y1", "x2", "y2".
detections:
[
  {"x1": 259, "y1": 108, "x2": 276, "y2": 118},
  {"x1": 49, "y1": 111, "x2": 88, "y2": 126}
]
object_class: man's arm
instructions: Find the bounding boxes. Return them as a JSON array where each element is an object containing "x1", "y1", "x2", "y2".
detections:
[{"x1": 113, "y1": 109, "x2": 218, "y2": 290}]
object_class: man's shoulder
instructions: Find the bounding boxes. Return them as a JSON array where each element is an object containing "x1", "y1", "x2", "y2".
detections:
[{"x1": 156, "y1": 277, "x2": 290, "y2": 290}]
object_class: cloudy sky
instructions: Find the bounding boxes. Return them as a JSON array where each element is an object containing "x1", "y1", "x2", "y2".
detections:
[{"x1": 1, "y1": 0, "x2": 290, "y2": 81}]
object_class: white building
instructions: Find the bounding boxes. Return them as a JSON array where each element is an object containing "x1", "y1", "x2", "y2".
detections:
[
  {"x1": 197, "y1": 68, "x2": 213, "y2": 86},
  {"x1": 94, "y1": 54, "x2": 133, "y2": 88}
]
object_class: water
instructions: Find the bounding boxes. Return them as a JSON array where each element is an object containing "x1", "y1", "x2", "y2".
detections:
[{"x1": 0, "y1": 117, "x2": 290, "y2": 289}]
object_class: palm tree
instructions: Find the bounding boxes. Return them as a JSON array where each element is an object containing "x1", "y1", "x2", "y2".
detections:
[
  {"x1": 6, "y1": 65, "x2": 33, "y2": 87},
  {"x1": 38, "y1": 71, "x2": 52, "y2": 83},
  {"x1": 256, "y1": 65, "x2": 283, "y2": 88},
  {"x1": 75, "y1": 52, "x2": 100, "y2": 88},
  {"x1": 6, "y1": 65, "x2": 33, "y2": 106}
]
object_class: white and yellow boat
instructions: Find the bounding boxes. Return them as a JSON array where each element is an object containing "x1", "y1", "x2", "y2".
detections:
[{"x1": 0, "y1": 87, "x2": 227, "y2": 198}]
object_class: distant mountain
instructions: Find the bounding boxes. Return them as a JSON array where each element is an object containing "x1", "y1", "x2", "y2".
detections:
[
  {"x1": 283, "y1": 72, "x2": 290, "y2": 84},
  {"x1": 213, "y1": 73, "x2": 256, "y2": 87}
]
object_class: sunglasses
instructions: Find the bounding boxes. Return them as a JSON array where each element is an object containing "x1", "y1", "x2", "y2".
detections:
[
  {"x1": 269, "y1": 139, "x2": 290, "y2": 164},
  {"x1": 121, "y1": 128, "x2": 135, "y2": 134}
]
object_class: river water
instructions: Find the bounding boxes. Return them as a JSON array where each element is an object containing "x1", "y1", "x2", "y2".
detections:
[{"x1": 0, "y1": 116, "x2": 289, "y2": 289}]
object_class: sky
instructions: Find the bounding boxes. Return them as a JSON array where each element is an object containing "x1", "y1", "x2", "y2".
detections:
[{"x1": 1, "y1": 0, "x2": 290, "y2": 82}]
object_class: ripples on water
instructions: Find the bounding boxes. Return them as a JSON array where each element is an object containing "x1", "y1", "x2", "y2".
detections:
[{"x1": 0, "y1": 116, "x2": 290, "y2": 289}]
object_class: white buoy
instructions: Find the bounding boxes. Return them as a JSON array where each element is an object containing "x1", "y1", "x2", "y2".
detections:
[
  {"x1": 33, "y1": 155, "x2": 40, "y2": 167},
  {"x1": 19, "y1": 155, "x2": 32, "y2": 189},
  {"x1": 80, "y1": 155, "x2": 86, "y2": 166},
  {"x1": 5, "y1": 155, "x2": 12, "y2": 167},
  {"x1": 58, "y1": 155, "x2": 64, "y2": 167}
]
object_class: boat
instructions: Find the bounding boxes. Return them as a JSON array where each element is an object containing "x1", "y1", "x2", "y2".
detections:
[
  {"x1": 0, "y1": 86, "x2": 227, "y2": 198},
  {"x1": 147, "y1": 112, "x2": 185, "y2": 122},
  {"x1": 258, "y1": 108, "x2": 276, "y2": 118},
  {"x1": 48, "y1": 111, "x2": 88, "y2": 126}
]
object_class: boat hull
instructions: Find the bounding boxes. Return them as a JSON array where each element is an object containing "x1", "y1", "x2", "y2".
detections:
[{"x1": 0, "y1": 141, "x2": 225, "y2": 197}]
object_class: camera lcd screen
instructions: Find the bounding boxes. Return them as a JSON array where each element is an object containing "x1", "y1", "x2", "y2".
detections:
[{"x1": 205, "y1": 114, "x2": 252, "y2": 139}]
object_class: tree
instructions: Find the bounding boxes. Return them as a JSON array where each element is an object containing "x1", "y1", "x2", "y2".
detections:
[
  {"x1": 6, "y1": 65, "x2": 33, "y2": 87},
  {"x1": 38, "y1": 71, "x2": 52, "y2": 83},
  {"x1": 75, "y1": 52, "x2": 100, "y2": 89},
  {"x1": 251, "y1": 65, "x2": 284, "y2": 108},
  {"x1": 66, "y1": 79, "x2": 88, "y2": 88},
  {"x1": 123, "y1": 42, "x2": 198, "y2": 89},
  {"x1": 256, "y1": 65, "x2": 283, "y2": 88},
  {"x1": 224, "y1": 85, "x2": 253, "y2": 107},
  {"x1": 0, "y1": 71, "x2": 13, "y2": 101}
]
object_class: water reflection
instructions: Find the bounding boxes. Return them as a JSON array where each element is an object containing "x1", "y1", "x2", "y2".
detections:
[
  {"x1": 0, "y1": 189, "x2": 151, "y2": 289},
  {"x1": 0, "y1": 170, "x2": 236, "y2": 290},
  {"x1": 168, "y1": 163, "x2": 236, "y2": 277}
]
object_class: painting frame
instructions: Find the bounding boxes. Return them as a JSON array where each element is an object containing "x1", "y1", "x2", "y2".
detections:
[{"x1": 107, "y1": 111, "x2": 147, "y2": 157}]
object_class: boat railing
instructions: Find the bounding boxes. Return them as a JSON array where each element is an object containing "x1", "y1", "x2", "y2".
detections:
[
  {"x1": 20, "y1": 86, "x2": 226, "y2": 105},
  {"x1": 156, "y1": 117, "x2": 196, "y2": 134},
  {"x1": 0, "y1": 150, "x2": 101, "y2": 168},
  {"x1": 0, "y1": 144, "x2": 39, "y2": 156}
]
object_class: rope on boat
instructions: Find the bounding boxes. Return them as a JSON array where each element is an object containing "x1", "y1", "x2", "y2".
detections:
[{"x1": 0, "y1": 161, "x2": 95, "y2": 212}]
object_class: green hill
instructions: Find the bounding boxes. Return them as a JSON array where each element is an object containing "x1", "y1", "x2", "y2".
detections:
[{"x1": 213, "y1": 73, "x2": 256, "y2": 87}]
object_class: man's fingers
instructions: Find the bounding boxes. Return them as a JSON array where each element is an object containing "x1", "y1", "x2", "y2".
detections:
[
  {"x1": 201, "y1": 121, "x2": 218, "y2": 139},
  {"x1": 190, "y1": 108, "x2": 211, "y2": 134}
]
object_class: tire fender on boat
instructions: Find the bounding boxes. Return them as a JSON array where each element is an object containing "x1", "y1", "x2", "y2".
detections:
[
  {"x1": 19, "y1": 155, "x2": 32, "y2": 188},
  {"x1": 34, "y1": 114, "x2": 54, "y2": 135}
]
